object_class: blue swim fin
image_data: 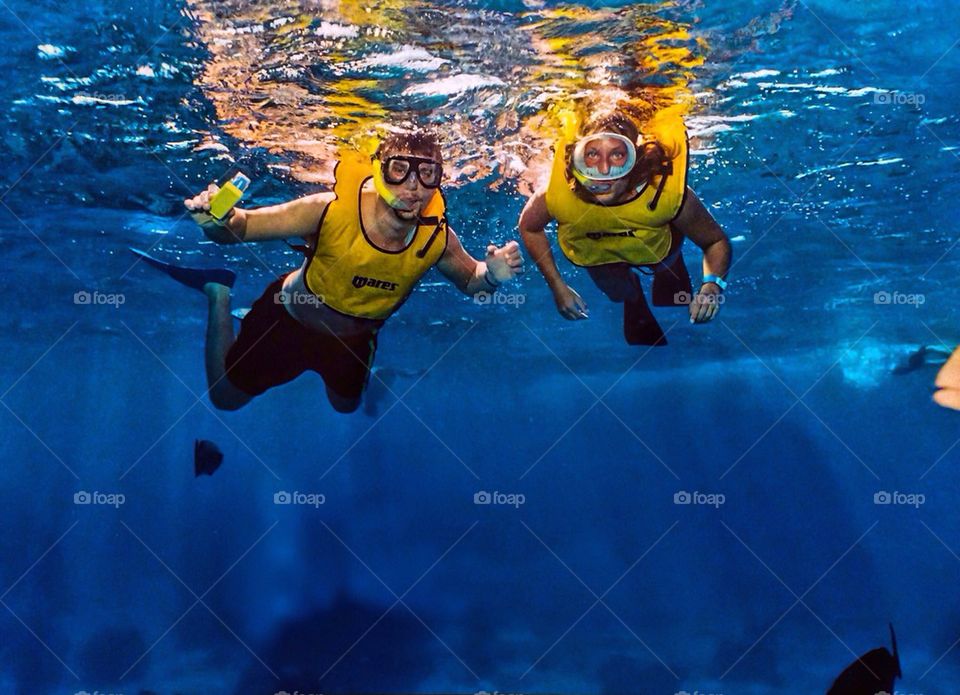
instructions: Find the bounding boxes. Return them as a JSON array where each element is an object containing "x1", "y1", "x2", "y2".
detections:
[{"x1": 129, "y1": 247, "x2": 236, "y2": 291}]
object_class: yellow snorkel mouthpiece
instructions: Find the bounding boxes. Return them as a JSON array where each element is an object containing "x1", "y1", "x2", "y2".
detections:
[{"x1": 371, "y1": 159, "x2": 412, "y2": 211}]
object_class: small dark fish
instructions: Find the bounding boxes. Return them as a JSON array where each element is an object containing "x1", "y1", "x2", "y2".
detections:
[
  {"x1": 194, "y1": 439, "x2": 224, "y2": 477},
  {"x1": 826, "y1": 623, "x2": 901, "y2": 695},
  {"x1": 893, "y1": 345, "x2": 952, "y2": 375}
]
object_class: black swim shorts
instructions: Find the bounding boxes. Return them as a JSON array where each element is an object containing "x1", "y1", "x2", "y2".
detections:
[{"x1": 224, "y1": 275, "x2": 379, "y2": 400}]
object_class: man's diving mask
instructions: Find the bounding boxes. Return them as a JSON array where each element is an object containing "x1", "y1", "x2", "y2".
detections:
[
  {"x1": 570, "y1": 132, "x2": 638, "y2": 193},
  {"x1": 371, "y1": 155, "x2": 442, "y2": 212}
]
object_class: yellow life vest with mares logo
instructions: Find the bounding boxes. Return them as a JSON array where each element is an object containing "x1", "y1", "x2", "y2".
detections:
[
  {"x1": 303, "y1": 149, "x2": 449, "y2": 321},
  {"x1": 544, "y1": 111, "x2": 690, "y2": 267}
]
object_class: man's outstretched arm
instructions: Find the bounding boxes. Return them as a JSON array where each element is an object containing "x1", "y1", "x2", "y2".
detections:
[
  {"x1": 435, "y1": 226, "x2": 523, "y2": 295},
  {"x1": 185, "y1": 183, "x2": 335, "y2": 244}
]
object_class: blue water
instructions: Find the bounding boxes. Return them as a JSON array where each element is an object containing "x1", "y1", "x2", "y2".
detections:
[{"x1": 2, "y1": 1, "x2": 960, "y2": 693}]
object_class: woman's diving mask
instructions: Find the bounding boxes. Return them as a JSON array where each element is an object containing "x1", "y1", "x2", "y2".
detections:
[{"x1": 570, "y1": 132, "x2": 638, "y2": 194}]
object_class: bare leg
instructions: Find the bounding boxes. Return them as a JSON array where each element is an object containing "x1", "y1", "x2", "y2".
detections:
[{"x1": 203, "y1": 284, "x2": 253, "y2": 411}]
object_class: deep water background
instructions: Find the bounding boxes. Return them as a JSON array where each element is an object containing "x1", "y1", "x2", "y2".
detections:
[{"x1": 2, "y1": 0, "x2": 960, "y2": 694}]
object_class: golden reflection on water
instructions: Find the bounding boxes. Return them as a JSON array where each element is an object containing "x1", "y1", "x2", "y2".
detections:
[{"x1": 184, "y1": 0, "x2": 705, "y2": 192}]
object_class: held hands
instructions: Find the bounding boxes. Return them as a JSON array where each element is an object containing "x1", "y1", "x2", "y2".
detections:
[
  {"x1": 485, "y1": 240, "x2": 524, "y2": 283},
  {"x1": 553, "y1": 283, "x2": 589, "y2": 320},
  {"x1": 184, "y1": 183, "x2": 245, "y2": 242},
  {"x1": 689, "y1": 282, "x2": 723, "y2": 323}
]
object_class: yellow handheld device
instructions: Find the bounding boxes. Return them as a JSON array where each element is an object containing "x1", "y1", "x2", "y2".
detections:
[{"x1": 209, "y1": 169, "x2": 251, "y2": 221}]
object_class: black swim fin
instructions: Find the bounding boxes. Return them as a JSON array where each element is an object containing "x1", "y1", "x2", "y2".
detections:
[
  {"x1": 129, "y1": 247, "x2": 236, "y2": 291},
  {"x1": 623, "y1": 289, "x2": 667, "y2": 346},
  {"x1": 651, "y1": 251, "x2": 692, "y2": 307},
  {"x1": 194, "y1": 439, "x2": 224, "y2": 476}
]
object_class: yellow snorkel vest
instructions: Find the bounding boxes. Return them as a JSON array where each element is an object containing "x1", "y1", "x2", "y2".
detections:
[
  {"x1": 545, "y1": 111, "x2": 689, "y2": 267},
  {"x1": 303, "y1": 150, "x2": 448, "y2": 320}
]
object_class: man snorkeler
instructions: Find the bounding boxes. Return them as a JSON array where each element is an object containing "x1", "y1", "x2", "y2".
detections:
[{"x1": 133, "y1": 127, "x2": 523, "y2": 413}]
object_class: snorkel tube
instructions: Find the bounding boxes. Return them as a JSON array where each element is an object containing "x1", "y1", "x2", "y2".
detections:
[{"x1": 371, "y1": 158, "x2": 414, "y2": 218}]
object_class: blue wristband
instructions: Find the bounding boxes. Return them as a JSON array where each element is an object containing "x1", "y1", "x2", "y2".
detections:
[{"x1": 702, "y1": 274, "x2": 727, "y2": 291}]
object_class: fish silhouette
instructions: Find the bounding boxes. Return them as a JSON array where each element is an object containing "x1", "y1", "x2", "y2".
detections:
[
  {"x1": 826, "y1": 623, "x2": 901, "y2": 695},
  {"x1": 194, "y1": 439, "x2": 224, "y2": 477}
]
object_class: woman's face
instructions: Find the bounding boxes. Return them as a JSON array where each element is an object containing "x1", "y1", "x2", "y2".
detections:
[
  {"x1": 576, "y1": 134, "x2": 634, "y2": 204},
  {"x1": 582, "y1": 136, "x2": 631, "y2": 177}
]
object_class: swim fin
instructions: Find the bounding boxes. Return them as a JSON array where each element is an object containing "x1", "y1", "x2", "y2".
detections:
[
  {"x1": 194, "y1": 439, "x2": 224, "y2": 476},
  {"x1": 651, "y1": 251, "x2": 692, "y2": 307},
  {"x1": 623, "y1": 289, "x2": 667, "y2": 346},
  {"x1": 129, "y1": 247, "x2": 236, "y2": 291}
]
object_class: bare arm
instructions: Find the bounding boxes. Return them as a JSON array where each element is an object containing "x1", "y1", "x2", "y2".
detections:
[
  {"x1": 671, "y1": 187, "x2": 732, "y2": 323},
  {"x1": 518, "y1": 189, "x2": 588, "y2": 320},
  {"x1": 185, "y1": 184, "x2": 334, "y2": 244},
  {"x1": 671, "y1": 187, "x2": 731, "y2": 282},
  {"x1": 518, "y1": 189, "x2": 564, "y2": 291},
  {"x1": 435, "y1": 226, "x2": 523, "y2": 295}
]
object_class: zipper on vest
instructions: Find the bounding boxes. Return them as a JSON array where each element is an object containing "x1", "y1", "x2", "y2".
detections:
[{"x1": 416, "y1": 216, "x2": 446, "y2": 258}]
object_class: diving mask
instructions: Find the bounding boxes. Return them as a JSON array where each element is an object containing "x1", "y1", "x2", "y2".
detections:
[
  {"x1": 571, "y1": 132, "x2": 638, "y2": 192},
  {"x1": 371, "y1": 156, "x2": 441, "y2": 212}
]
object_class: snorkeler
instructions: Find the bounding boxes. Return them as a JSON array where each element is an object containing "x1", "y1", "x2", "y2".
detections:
[
  {"x1": 133, "y1": 128, "x2": 523, "y2": 413},
  {"x1": 519, "y1": 106, "x2": 731, "y2": 345},
  {"x1": 934, "y1": 345, "x2": 960, "y2": 409}
]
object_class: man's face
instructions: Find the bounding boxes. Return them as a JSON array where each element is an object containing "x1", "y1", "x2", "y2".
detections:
[{"x1": 379, "y1": 149, "x2": 441, "y2": 220}]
